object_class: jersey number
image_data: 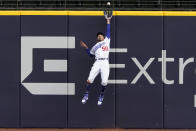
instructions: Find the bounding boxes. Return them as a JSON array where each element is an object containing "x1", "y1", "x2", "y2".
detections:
[{"x1": 102, "y1": 46, "x2": 108, "y2": 51}]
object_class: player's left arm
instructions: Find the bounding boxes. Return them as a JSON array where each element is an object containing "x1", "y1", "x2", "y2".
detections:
[
  {"x1": 105, "y1": 19, "x2": 111, "y2": 39},
  {"x1": 80, "y1": 41, "x2": 94, "y2": 57}
]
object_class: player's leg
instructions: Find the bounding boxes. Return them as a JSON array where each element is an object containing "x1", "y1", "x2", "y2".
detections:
[
  {"x1": 97, "y1": 61, "x2": 110, "y2": 106},
  {"x1": 82, "y1": 61, "x2": 100, "y2": 104},
  {"x1": 81, "y1": 80, "x2": 91, "y2": 104}
]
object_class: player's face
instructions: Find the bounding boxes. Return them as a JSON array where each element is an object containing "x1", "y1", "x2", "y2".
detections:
[{"x1": 97, "y1": 35, "x2": 104, "y2": 41}]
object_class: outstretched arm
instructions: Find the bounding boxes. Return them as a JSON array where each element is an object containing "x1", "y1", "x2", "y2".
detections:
[
  {"x1": 80, "y1": 41, "x2": 94, "y2": 57},
  {"x1": 106, "y1": 19, "x2": 111, "y2": 39}
]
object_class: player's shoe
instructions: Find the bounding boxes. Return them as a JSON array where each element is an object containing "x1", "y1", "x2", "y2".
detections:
[
  {"x1": 81, "y1": 93, "x2": 88, "y2": 104},
  {"x1": 97, "y1": 94, "x2": 104, "y2": 106}
]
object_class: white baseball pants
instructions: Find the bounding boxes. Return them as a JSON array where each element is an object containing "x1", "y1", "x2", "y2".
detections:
[{"x1": 87, "y1": 60, "x2": 110, "y2": 86}]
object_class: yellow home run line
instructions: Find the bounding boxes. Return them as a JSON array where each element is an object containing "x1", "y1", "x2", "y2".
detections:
[{"x1": 0, "y1": 11, "x2": 196, "y2": 16}]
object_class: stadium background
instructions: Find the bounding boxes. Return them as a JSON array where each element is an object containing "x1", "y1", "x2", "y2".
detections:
[{"x1": 0, "y1": 0, "x2": 196, "y2": 130}]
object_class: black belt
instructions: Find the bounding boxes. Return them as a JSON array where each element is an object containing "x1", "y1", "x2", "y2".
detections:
[{"x1": 96, "y1": 58, "x2": 108, "y2": 60}]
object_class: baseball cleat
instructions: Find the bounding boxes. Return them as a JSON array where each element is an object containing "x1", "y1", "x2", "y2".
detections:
[
  {"x1": 97, "y1": 94, "x2": 104, "y2": 106},
  {"x1": 81, "y1": 93, "x2": 88, "y2": 104}
]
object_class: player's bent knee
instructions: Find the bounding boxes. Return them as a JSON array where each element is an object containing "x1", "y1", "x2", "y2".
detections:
[
  {"x1": 87, "y1": 79, "x2": 93, "y2": 84},
  {"x1": 101, "y1": 82, "x2": 108, "y2": 86}
]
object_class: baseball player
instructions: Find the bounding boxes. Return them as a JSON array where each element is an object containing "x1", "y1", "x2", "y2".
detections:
[{"x1": 80, "y1": 17, "x2": 111, "y2": 106}]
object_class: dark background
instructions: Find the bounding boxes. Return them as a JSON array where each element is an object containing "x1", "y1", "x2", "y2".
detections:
[{"x1": 0, "y1": 15, "x2": 196, "y2": 128}]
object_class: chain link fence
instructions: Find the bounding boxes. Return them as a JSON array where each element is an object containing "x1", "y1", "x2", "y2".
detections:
[{"x1": 0, "y1": 0, "x2": 195, "y2": 10}]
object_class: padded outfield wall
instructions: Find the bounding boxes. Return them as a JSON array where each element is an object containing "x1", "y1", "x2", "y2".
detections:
[{"x1": 0, "y1": 11, "x2": 196, "y2": 128}]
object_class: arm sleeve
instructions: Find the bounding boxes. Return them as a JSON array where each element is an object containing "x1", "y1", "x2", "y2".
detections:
[
  {"x1": 86, "y1": 48, "x2": 94, "y2": 57},
  {"x1": 106, "y1": 23, "x2": 110, "y2": 39}
]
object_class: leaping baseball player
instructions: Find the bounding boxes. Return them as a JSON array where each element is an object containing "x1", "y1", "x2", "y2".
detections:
[{"x1": 80, "y1": 15, "x2": 111, "y2": 106}]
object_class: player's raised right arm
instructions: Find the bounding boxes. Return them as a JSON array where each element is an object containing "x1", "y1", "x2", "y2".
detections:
[{"x1": 106, "y1": 19, "x2": 111, "y2": 39}]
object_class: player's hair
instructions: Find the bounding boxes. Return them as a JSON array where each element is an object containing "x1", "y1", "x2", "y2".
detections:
[{"x1": 96, "y1": 32, "x2": 105, "y2": 37}]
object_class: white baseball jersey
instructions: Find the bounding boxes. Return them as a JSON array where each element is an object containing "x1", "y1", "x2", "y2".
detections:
[{"x1": 90, "y1": 37, "x2": 110, "y2": 59}]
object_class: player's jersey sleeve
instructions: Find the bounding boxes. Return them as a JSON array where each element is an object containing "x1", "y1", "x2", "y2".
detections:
[
  {"x1": 105, "y1": 23, "x2": 110, "y2": 39},
  {"x1": 86, "y1": 48, "x2": 94, "y2": 57},
  {"x1": 90, "y1": 44, "x2": 97, "y2": 55}
]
